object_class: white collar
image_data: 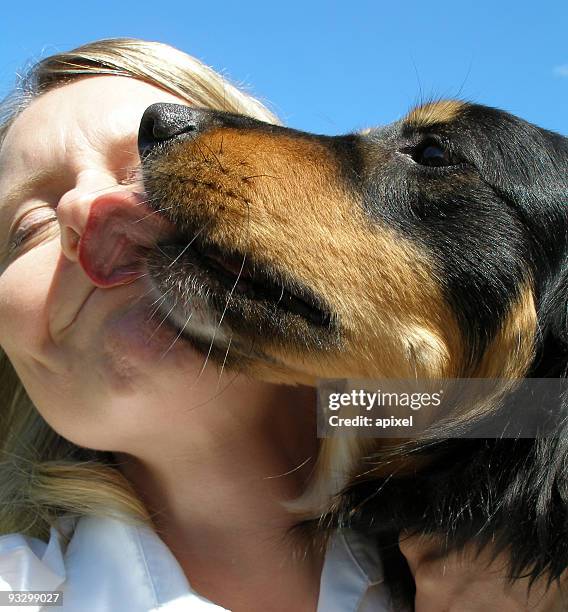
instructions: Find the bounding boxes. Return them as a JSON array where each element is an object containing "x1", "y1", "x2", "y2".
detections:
[{"x1": 0, "y1": 514, "x2": 394, "y2": 611}]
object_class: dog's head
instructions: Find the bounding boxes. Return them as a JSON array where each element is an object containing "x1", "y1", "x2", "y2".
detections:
[{"x1": 137, "y1": 100, "x2": 568, "y2": 385}]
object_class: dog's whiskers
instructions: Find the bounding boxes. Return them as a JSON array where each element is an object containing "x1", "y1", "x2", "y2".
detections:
[
  {"x1": 215, "y1": 334, "x2": 233, "y2": 392},
  {"x1": 167, "y1": 220, "x2": 212, "y2": 269},
  {"x1": 201, "y1": 138, "x2": 226, "y2": 173},
  {"x1": 146, "y1": 287, "x2": 174, "y2": 323},
  {"x1": 149, "y1": 299, "x2": 179, "y2": 344},
  {"x1": 159, "y1": 311, "x2": 193, "y2": 360},
  {"x1": 192, "y1": 253, "x2": 245, "y2": 386},
  {"x1": 192, "y1": 199, "x2": 251, "y2": 386},
  {"x1": 130, "y1": 205, "x2": 176, "y2": 225}
]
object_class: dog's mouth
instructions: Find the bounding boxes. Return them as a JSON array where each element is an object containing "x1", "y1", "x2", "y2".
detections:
[
  {"x1": 169, "y1": 237, "x2": 331, "y2": 327},
  {"x1": 146, "y1": 232, "x2": 333, "y2": 343}
]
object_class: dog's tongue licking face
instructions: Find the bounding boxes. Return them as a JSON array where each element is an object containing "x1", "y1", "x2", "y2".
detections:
[{"x1": 78, "y1": 192, "x2": 177, "y2": 287}]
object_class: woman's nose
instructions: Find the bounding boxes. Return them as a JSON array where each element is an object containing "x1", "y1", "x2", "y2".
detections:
[{"x1": 56, "y1": 173, "x2": 119, "y2": 262}]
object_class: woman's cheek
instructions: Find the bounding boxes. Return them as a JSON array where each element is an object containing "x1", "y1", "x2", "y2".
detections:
[{"x1": 0, "y1": 256, "x2": 53, "y2": 354}]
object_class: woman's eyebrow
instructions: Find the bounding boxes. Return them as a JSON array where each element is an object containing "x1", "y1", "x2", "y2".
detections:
[{"x1": 1, "y1": 171, "x2": 55, "y2": 210}]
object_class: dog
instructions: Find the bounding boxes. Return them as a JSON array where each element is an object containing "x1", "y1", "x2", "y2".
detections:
[{"x1": 135, "y1": 99, "x2": 568, "y2": 607}]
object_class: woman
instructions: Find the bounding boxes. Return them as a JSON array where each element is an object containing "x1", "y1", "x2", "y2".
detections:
[{"x1": 0, "y1": 38, "x2": 563, "y2": 611}]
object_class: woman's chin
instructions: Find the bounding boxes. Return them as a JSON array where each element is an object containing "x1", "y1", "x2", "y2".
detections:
[{"x1": 99, "y1": 293, "x2": 220, "y2": 388}]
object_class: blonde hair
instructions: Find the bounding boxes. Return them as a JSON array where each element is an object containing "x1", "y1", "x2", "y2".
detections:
[{"x1": 0, "y1": 38, "x2": 281, "y2": 539}]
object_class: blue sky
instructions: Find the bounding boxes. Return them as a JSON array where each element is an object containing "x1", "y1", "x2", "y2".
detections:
[{"x1": 0, "y1": 1, "x2": 566, "y2": 136}]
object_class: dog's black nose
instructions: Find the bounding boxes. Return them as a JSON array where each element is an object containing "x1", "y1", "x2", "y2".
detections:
[{"x1": 138, "y1": 103, "x2": 203, "y2": 158}]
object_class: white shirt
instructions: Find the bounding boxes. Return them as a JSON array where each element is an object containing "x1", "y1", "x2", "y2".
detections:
[{"x1": 0, "y1": 515, "x2": 399, "y2": 611}]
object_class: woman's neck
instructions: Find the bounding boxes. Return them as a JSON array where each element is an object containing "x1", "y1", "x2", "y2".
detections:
[{"x1": 114, "y1": 382, "x2": 323, "y2": 612}]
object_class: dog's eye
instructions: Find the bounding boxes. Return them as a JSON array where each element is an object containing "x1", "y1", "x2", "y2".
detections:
[{"x1": 412, "y1": 141, "x2": 456, "y2": 167}]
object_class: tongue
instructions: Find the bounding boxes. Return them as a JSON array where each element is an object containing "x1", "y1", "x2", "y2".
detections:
[{"x1": 78, "y1": 192, "x2": 177, "y2": 287}]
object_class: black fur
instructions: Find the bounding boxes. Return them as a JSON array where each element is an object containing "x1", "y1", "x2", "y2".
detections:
[{"x1": 321, "y1": 104, "x2": 568, "y2": 607}]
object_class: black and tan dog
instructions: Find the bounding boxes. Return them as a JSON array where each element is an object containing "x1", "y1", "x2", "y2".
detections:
[{"x1": 135, "y1": 100, "x2": 568, "y2": 606}]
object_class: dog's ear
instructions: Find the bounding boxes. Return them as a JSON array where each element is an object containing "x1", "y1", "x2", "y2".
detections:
[
  {"x1": 476, "y1": 120, "x2": 568, "y2": 263},
  {"x1": 489, "y1": 125, "x2": 568, "y2": 379}
]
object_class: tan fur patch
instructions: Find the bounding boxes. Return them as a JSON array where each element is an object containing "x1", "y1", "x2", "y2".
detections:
[
  {"x1": 147, "y1": 128, "x2": 464, "y2": 384},
  {"x1": 418, "y1": 286, "x2": 538, "y2": 430},
  {"x1": 473, "y1": 284, "x2": 537, "y2": 379},
  {"x1": 404, "y1": 100, "x2": 465, "y2": 128}
]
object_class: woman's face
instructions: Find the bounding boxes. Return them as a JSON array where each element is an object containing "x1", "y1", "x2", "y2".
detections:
[{"x1": 0, "y1": 76, "x2": 296, "y2": 452}]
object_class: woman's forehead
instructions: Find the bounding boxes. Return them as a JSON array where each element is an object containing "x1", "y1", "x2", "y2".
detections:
[
  {"x1": 0, "y1": 76, "x2": 189, "y2": 185},
  {"x1": 6, "y1": 76, "x2": 187, "y2": 143}
]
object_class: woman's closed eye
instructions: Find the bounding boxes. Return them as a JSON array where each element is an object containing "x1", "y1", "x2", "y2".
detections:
[{"x1": 9, "y1": 207, "x2": 59, "y2": 254}]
